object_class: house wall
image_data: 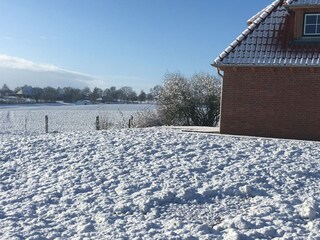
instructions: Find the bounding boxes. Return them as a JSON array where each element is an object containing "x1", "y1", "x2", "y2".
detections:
[
  {"x1": 293, "y1": 9, "x2": 303, "y2": 38},
  {"x1": 220, "y1": 66, "x2": 320, "y2": 140}
]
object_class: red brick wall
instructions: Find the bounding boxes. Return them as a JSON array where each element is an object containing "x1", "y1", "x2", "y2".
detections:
[{"x1": 220, "y1": 66, "x2": 320, "y2": 140}]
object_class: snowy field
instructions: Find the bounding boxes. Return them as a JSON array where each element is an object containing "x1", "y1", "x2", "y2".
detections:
[
  {"x1": 1, "y1": 127, "x2": 320, "y2": 239},
  {"x1": 0, "y1": 103, "x2": 155, "y2": 135}
]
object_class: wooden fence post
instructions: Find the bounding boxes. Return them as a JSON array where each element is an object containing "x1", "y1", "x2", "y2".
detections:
[
  {"x1": 45, "y1": 115, "x2": 48, "y2": 133},
  {"x1": 24, "y1": 117, "x2": 27, "y2": 133},
  {"x1": 128, "y1": 115, "x2": 133, "y2": 128},
  {"x1": 96, "y1": 116, "x2": 100, "y2": 130}
]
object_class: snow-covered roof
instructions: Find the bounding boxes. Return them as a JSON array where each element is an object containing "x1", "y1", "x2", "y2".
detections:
[{"x1": 212, "y1": 0, "x2": 320, "y2": 67}]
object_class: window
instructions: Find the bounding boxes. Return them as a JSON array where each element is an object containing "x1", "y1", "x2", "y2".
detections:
[{"x1": 304, "y1": 13, "x2": 320, "y2": 36}]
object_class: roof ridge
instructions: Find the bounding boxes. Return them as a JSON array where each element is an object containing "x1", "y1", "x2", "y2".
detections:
[
  {"x1": 212, "y1": 0, "x2": 284, "y2": 66},
  {"x1": 247, "y1": 6, "x2": 268, "y2": 26}
]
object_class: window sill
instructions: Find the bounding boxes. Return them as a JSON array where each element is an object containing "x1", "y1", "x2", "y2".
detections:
[{"x1": 293, "y1": 37, "x2": 320, "y2": 43}]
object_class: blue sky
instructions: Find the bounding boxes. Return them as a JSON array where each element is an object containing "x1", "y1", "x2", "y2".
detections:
[{"x1": 0, "y1": 0, "x2": 271, "y2": 91}]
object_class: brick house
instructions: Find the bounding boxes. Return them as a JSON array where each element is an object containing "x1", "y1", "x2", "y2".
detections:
[{"x1": 212, "y1": 0, "x2": 320, "y2": 140}]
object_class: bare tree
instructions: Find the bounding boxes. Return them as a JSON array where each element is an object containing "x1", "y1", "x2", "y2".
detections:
[
  {"x1": 189, "y1": 73, "x2": 221, "y2": 126},
  {"x1": 138, "y1": 90, "x2": 147, "y2": 102},
  {"x1": 156, "y1": 72, "x2": 220, "y2": 126},
  {"x1": 119, "y1": 86, "x2": 136, "y2": 103},
  {"x1": 42, "y1": 87, "x2": 58, "y2": 102},
  {"x1": 148, "y1": 85, "x2": 163, "y2": 102},
  {"x1": 0, "y1": 84, "x2": 11, "y2": 96},
  {"x1": 91, "y1": 87, "x2": 103, "y2": 101},
  {"x1": 157, "y1": 72, "x2": 192, "y2": 125},
  {"x1": 81, "y1": 87, "x2": 92, "y2": 100}
]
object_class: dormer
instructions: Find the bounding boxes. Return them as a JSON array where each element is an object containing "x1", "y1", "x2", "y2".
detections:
[{"x1": 285, "y1": 0, "x2": 320, "y2": 41}]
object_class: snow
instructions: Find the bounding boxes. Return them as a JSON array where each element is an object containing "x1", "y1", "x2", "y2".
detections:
[
  {"x1": 1, "y1": 127, "x2": 320, "y2": 239},
  {"x1": 169, "y1": 126, "x2": 220, "y2": 133},
  {"x1": 0, "y1": 104, "x2": 156, "y2": 134}
]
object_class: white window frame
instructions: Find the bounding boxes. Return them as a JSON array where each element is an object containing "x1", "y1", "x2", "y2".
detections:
[{"x1": 304, "y1": 13, "x2": 320, "y2": 36}]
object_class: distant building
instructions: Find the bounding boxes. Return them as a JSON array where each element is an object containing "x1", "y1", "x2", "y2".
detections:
[{"x1": 16, "y1": 89, "x2": 24, "y2": 97}]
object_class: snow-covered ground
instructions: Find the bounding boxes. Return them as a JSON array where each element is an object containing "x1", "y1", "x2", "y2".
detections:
[
  {"x1": 0, "y1": 103, "x2": 155, "y2": 135},
  {"x1": 1, "y1": 127, "x2": 320, "y2": 239}
]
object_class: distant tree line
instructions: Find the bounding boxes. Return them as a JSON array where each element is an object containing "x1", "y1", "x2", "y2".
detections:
[
  {"x1": 0, "y1": 71, "x2": 221, "y2": 127},
  {"x1": 0, "y1": 84, "x2": 160, "y2": 103}
]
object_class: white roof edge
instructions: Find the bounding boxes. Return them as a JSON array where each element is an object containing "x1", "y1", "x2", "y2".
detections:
[
  {"x1": 247, "y1": 7, "x2": 268, "y2": 25},
  {"x1": 212, "y1": 0, "x2": 284, "y2": 67},
  {"x1": 247, "y1": 0, "x2": 292, "y2": 24}
]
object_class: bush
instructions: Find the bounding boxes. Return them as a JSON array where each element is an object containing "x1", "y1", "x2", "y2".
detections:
[
  {"x1": 100, "y1": 116, "x2": 114, "y2": 130},
  {"x1": 133, "y1": 108, "x2": 163, "y2": 128},
  {"x1": 155, "y1": 72, "x2": 220, "y2": 126}
]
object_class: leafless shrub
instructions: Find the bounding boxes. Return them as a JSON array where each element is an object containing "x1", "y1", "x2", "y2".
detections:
[
  {"x1": 100, "y1": 116, "x2": 114, "y2": 130},
  {"x1": 98, "y1": 106, "x2": 163, "y2": 130},
  {"x1": 133, "y1": 108, "x2": 163, "y2": 128}
]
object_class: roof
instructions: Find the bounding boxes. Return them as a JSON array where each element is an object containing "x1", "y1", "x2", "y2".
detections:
[{"x1": 212, "y1": 0, "x2": 320, "y2": 67}]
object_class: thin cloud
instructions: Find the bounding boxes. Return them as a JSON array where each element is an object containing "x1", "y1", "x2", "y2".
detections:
[
  {"x1": 0, "y1": 55, "x2": 60, "y2": 72},
  {"x1": 0, "y1": 55, "x2": 147, "y2": 90},
  {"x1": 0, "y1": 54, "x2": 102, "y2": 88}
]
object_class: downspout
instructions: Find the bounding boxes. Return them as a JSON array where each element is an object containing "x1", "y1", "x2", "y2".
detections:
[
  {"x1": 217, "y1": 68, "x2": 224, "y2": 131},
  {"x1": 217, "y1": 68, "x2": 224, "y2": 78}
]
